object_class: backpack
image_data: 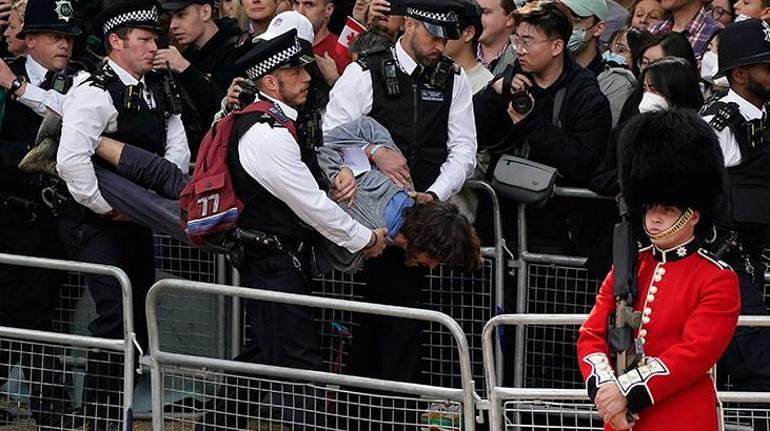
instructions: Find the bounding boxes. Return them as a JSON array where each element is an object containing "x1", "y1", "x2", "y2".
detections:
[{"x1": 179, "y1": 100, "x2": 298, "y2": 249}]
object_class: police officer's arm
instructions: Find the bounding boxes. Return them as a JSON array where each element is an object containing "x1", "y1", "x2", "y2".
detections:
[
  {"x1": 239, "y1": 124, "x2": 373, "y2": 253},
  {"x1": 56, "y1": 82, "x2": 118, "y2": 215},
  {"x1": 322, "y1": 62, "x2": 374, "y2": 133},
  {"x1": 427, "y1": 68, "x2": 477, "y2": 201},
  {"x1": 164, "y1": 113, "x2": 191, "y2": 170}
]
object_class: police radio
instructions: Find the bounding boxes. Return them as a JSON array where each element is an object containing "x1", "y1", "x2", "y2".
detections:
[
  {"x1": 156, "y1": 35, "x2": 185, "y2": 115},
  {"x1": 381, "y1": 59, "x2": 400, "y2": 96}
]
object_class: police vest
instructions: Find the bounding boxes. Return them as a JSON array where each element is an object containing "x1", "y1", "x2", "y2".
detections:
[
  {"x1": 0, "y1": 56, "x2": 82, "y2": 198},
  {"x1": 227, "y1": 106, "x2": 323, "y2": 245},
  {"x1": 702, "y1": 97, "x2": 770, "y2": 247},
  {"x1": 86, "y1": 63, "x2": 171, "y2": 157},
  {"x1": 357, "y1": 47, "x2": 458, "y2": 191}
]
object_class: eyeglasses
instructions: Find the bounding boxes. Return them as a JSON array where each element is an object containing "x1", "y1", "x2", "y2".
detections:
[
  {"x1": 512, "y1": 34, "x2": 558, "y2": 52},
  {"x1": 705, "y1": 4, "x2": 734, "y2": 20}
]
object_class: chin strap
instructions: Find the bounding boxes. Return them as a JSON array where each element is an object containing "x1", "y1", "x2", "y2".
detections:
[{"x1": 644, "y1": 207, "x2": 694, "y2": 241}]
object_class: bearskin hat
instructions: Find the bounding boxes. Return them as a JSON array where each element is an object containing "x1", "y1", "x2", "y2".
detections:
[{"x1": 620, "y1": 110, "x2": 725, "y2": 228}]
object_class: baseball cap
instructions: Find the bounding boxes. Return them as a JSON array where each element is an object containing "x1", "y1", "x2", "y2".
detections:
[{"x1": 560, "y1": 0, "x2": 608, "y2": 21}]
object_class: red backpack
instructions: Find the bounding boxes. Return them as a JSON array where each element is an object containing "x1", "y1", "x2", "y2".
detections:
[{"x1": 179, "y1": 101, "x2": 298, "y2": 249}]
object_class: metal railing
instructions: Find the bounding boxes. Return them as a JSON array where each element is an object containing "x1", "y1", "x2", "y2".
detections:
[
  {"x1": 0, "y1": 253, "x2": 135, "y2": 431},
  {"x1": 483, "y1": 314, "x2": 770, "y2": 430},
  {"x1": 146, "y1": 279, "x2": 479, "y2": 430}
]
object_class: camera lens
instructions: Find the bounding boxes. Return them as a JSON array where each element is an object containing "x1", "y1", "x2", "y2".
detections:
[{"x1": 511, "y1": 92, "x2": 533, "y2": 115}]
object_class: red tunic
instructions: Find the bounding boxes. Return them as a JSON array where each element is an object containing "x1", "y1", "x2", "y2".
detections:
[{"x1": 577, "y1": 239, "x2": 740, "y2": 431}]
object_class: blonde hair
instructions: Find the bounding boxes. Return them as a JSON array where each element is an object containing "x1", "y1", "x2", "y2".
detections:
[{"x1": 11, "y1": 0, "x2": 27, "y2": 25}]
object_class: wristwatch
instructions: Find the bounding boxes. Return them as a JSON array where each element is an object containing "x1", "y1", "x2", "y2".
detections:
[{"x1": 8, "y1": 76, "x2": 23, "y2": 97}]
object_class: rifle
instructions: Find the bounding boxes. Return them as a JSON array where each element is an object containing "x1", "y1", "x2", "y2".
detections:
[{"x1": 607, "y1": 196, "x2": 641, "y2": 373}]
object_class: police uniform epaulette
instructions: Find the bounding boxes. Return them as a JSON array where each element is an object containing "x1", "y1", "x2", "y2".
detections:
[
  {"x1": 356, "y1": 46, "x2": 390, "y2": 71},
  {"x1": 438, "y1": 55, "x2": 461, "y2": 75},
  {"x1": 702, "y1": 100, "x2": 740, "y2": 132},
  {"x1": 697, "y1": 248, "x2": 733, "y2": 270},
  {"x1": 88, "y1": 63, "x2": 118, "y2": 90}
]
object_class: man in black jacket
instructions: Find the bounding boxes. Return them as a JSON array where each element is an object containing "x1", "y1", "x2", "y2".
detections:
[{"x1": 155, "y1": 0, "x2": 240, "y2": 154}]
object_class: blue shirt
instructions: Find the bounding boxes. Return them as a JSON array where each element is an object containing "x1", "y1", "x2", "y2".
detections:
[{"x1": 383, "y1": 191, "x2": 414, "y2": 240}]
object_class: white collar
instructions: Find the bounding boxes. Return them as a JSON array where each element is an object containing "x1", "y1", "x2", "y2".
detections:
[
  {"x1": 258, "y1": 92, "x2": 298, "y2": 121},
  {"x1": 395, "y1": 37, "x2": 419, "y2": 75},
  {"x1": 724, "y1": 89, "x2": 766, "y2": 121},
  {"x1": 25, "y1": 55, "x2": 49, "y2": 85},
  {"x1": 106, "y1": 58, "x2": 147, "y2": 87}
]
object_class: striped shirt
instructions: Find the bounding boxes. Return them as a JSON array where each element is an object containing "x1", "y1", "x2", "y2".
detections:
[{"x1": 649, "y1": 7, "x2": 723, "y2": 60}]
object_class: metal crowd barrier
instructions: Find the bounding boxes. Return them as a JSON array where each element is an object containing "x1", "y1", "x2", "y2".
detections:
[
  {"x1": 146, "y1": 279, "x2": 479, "y2": 431},
  {"x1": 0, "y1": 253, "x2": 135, "y2": 431},
  {"x1": 483, "y1": 314, "x2": 770, "y2": 430}
]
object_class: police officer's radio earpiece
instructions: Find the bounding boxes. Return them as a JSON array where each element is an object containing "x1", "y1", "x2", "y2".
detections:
[{"x1": 381, "y1": 59, "x2": 400, "y2": 96}]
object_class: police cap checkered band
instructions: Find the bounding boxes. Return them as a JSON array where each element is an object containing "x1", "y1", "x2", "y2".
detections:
[
  {"x1": 245, "y1": 39, "x2": 302, "y2": 79},
  {"x1": 102, "y1": 5, "x2": 159, "y2": 35},
  {"x1": 406, "y1": 6, "x2": 458, "y2": 24}
]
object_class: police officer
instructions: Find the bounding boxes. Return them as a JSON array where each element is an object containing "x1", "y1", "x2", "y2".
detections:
[
  {"x1": 197, "y1": 27, "x2": 386, "y2": 430},
  {"x1": 701, "y1": 18, "x2": 770, "y2": 394},
  {"x1": 322, "y1": 0, "x2": 477, "y2": 384},
  {"x1": 0, "y1": 0, "x2": 82, "y2": 428},
  {"x1": 155, "y1": 0, "x2": 240, "y2": 155},
  {"x1": 56, "y1": 1, "x2": 190, "y2": 428}
]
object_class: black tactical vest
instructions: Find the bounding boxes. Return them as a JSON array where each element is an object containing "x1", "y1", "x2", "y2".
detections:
[
  {"x1": 228, "y1": 105, "x2": 323, "y2": 244},
  {"x1": 358, "y1": 47, "x2": 457, "y2": 191},
  {"x1": 702, "y1": 97, "x2": 770, "y2": 249}
]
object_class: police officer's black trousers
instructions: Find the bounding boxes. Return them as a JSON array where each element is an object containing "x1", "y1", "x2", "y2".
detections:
[
  {"x1": 200, "y1": 247, "x2": 324, "y2": 430},
  {"x1": 0, "y1": 206, "x2": 73, "y2": 427},
  {"x1": 58, "y1": 216, "x2": 154, "y2": 427}
]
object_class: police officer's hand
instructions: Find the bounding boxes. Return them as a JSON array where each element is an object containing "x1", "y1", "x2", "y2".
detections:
[
  {"x1": 408, "y1": 191, "x2": 436, "y2": 204},
  {"x1": 363, "y1": 227, "x2": 388, "y2": 259},
  {"x1": 225, "y1": 78, "x2": 246, "y2": 111},
  {"x1": 595, "y1": 383, "x2": 628, "y2": 425},
  {"x1": 369, "y1": 146, "x2": 411, "y2": 188},
  {"x1": 315, "y1": 52, "x2": 340, "y2": 86},
  {"x1": 331, "y1": 166, "x2": 357, "y2": 207},
  {"x1": 153, "y1": 47, "x2": 191, "y2": 74},
  {"x1": 367, "y1": 0, "x2": 391, "y2": 25}
]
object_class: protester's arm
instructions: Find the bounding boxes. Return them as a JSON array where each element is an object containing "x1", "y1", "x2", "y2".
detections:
[
  {"x1": 57, "y1": 83, "x2": 118, "y2": 215},
  {"x1": 427, "y1": 69, "x2": 477, "y2": 201},
  {"x1": 164, "y1": 113, "x2": 191, "y2": 171},
  {"x1": 239, "y1": 123, "x2": 374, "y2": 253}
]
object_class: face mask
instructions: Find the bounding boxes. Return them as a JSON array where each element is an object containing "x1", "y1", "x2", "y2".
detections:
[
  {"x1": 567, "y1": 27, "x2": 589, "y2": 53},
  {"x1": 639, "y1": 91, "x2": 670, "y2": 113},
  {"x1": 602, "y1": 51, "x2": 626, "y2": 66},
  {"x1": 700, "y1": 51, "x2": 719, "y2": 81}
]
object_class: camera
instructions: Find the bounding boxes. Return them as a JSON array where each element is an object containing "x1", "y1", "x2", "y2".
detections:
[
  {"x1": 236, "y1": 79, "x2": 258, "y2": 110},
  {"x1": 510, "y1": 91, "x2": 533, "y2": 115}
]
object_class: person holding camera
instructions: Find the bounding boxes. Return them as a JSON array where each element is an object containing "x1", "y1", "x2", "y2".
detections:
[{"x1": 323, "y1": 0, "x2": 476, "y2": 385}]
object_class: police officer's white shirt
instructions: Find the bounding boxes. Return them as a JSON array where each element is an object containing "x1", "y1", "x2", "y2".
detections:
[
  {"x1": 703, "y1": 89, "x2": 767, "y2": 167},
  {"x1": 322, "y1": 37, "x2": 478, "y2": 201},
  {"x1": 238, "y1": 93, "x2": 372, "y2": 253},
  {"x1": 57, "y1": 58, "x2": 190, "y2": 215},
  {"x1": 15, "y1": 55, "x2": 91, "y2": 117}
]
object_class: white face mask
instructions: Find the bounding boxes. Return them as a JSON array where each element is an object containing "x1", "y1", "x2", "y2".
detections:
[
  {"x1": 701, "y1": 51, "x2": 719, "y2": 81},
  {"x1": 639, "y1": 91, "x2": 670, "y2": 113}
]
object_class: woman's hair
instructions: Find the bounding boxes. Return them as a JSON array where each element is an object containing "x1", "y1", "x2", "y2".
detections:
[
  {"x1": 638, "y1": 32, "x2": 698, "y2": 74},
  {"x1": 400, "y1": 201, "x2": 482, "y2": 273},
  {"x1": 626, "y1": 27, "x2": 654, "y2": 77},
  {"x1": 641, "y1": 56, "x2": 704, "y2": 110},
  {"x1": 11, "y1": 0, "x2": 27, "y2": 25}
]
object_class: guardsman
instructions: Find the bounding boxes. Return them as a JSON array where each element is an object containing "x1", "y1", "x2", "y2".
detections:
[
  {"x1": 701, "y1": 18, "x2": 770, "y2": 393},
  {"x1": 56, "y1": 1, "x2": 190, "y2": 429},
  {"x1": 577, "y1": 111, "x2": 740, "y2": 431}
]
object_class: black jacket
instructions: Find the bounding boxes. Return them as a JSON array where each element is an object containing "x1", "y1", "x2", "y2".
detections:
[
  {"x1": 177, "y1": 18, "x2": 241, "y2": 154},
  {"x1": 474, "y1": 51, "x2": 614, "y2": 273}
]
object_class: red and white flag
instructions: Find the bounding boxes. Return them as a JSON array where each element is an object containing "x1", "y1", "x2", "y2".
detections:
[{"x1": 335, "y1": 17, "x2": 366, "y2": 58}]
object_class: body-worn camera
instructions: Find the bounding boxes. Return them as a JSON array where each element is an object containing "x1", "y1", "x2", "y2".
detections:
[
  {"x1": 429, "y1": 59, "x2": 453, "y2": 90},
  {"x1": 381, "y1": 59, "x2": 400, "y2": 96},
  {"x1": 237, "y1": 78, "x2": 258, "y2": 110},
  {"x1": 511, "y1": 91, "x2": 533, "y2": 115}
]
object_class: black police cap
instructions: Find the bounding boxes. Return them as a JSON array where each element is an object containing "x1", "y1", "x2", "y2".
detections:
[
  {"x1": 17, "y1": 0, "x2": 82, "y2": 38},
  {"x1": 96, "y1": 0, "x2": 163, "y2": 40},
  {"x1": 234, "y1": 28, "x2": 315, "y2": 81},
  {"x1": 161, "y1": 0, "x2": 214, "y2": 12},
  {"x1": 404, "y1": 0, "x2": 465, "y2": 39},
  {"x1": 715, "y1": 18, "x2": 770, "y2": 79}
]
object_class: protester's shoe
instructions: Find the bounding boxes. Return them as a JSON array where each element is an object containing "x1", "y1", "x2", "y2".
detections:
[
  {"x1": 419, "y1": 402, "x2": 461, "y2": 431},
  {"x1": 19, "y1": 112, "x2": 61, "y2": 175}
]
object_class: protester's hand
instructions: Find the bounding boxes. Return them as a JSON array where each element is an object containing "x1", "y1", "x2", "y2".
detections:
[
  {"x1": 367, "y1": 0, "x2": 390, "y2": 24},
  {"x1": 607, "y1": 410, "x2": 637, "y2": 430},
  {"x1": 363, "y1": 227, "x2": 388, "y2": 259},
  {"x1": 370, "y1": 146, "x2": 411, "y2": 188},
  {"x1": 0, "y1": 0, "x2": 12, "y2": 26},
  {"x1": 315, "y1": 52, "x2": 340, "y2": 86},
  {"x1": 331, "y1": 166, "x2": 357, "y2": 207},
  {"x1": 408, "y1": 191, "x2": 436, "y2": 204},
  {"x1": 595, "y1": 384, "x2": 627, "y2": 424},
  {"x1": 225, "y1": 78, "x2": 246, "y2": 110},
  {"x1": 153, "y1": 47, "x2": 191, "y2": 74}
]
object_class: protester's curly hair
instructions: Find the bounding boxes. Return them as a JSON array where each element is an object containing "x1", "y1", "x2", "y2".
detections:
[{"x1": 400, "y1": 201, "x2": 482, "y2": 273}]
